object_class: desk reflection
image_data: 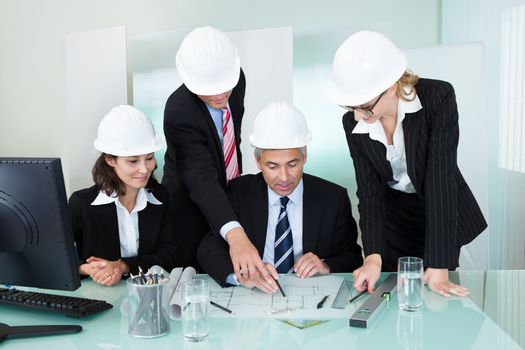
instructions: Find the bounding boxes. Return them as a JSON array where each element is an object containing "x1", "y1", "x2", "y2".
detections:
[{"x1": 397, "y1": 311, "x2": 423, "y2": 350}]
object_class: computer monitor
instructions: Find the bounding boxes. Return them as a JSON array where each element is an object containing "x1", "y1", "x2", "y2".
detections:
[{"x1": 0, "y1": 158, "x2": 80, "y2": 291}]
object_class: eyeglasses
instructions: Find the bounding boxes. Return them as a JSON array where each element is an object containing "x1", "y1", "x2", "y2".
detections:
[{"x1": 341, "y1": 90, "x2": 386, "y2": 117}]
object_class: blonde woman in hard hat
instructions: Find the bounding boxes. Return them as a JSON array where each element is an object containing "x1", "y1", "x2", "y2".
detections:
[
  {"x1": 197, "y1": 102, "x2": 363, "y2": 292},
  {"x1": 328, "y1": 31, "x2": 487, "y2": 297},
  {"x1": 69, "y1": 105, "x2": 176, "y2": 286},
  {"x1": 162, "y1": 26, "x2": 276, "y2": 290}
]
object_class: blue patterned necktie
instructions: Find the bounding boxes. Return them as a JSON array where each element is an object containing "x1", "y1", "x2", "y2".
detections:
[{"x1": 274, "y1": 196, "x2": 294, "y2": 273}]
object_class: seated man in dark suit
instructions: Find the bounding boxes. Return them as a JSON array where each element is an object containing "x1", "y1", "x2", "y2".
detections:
[{"x1": 198, "y1": 101, "x2": 363, "y2": 293}]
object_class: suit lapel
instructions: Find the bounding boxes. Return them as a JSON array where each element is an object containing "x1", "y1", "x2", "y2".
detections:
[
  {"x1": 93, "y1": 204, "x2": 120, "y2": 258},
  {"x1": 196, "y1": 97, "x2": 223, "y2": 157},
  {"x1": 193, "y1": 94, "x2": 227, "y2": 184},
  {"x1": 138, "y1": 206, "x2": 153, "y2": 255},
  {"x1": 402, "y1": 111, "x2": 424, "y2": 194},
  {"x1": 252, "y1": 175, "x2": 269, "y2": 256},
  {"x1": 302, "y1": 175, "x2": 321, "y2": 253},
  {"x1": 363, "y1": 135, "x2": 392, "y2": 179}
]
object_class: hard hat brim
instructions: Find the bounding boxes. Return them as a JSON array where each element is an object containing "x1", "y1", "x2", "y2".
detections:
[
  {"x1": 249, "y1": 132, "x2": 312, "y2": 149},
  {"x1": 327, "y1": 53, "x2": 407, "y2": 107},
  {"x1": 93, "y1": 136, "x2": 164, "y2": 157},
  {"x1": 179, "y1": 60, "x2": 241, "y2": 96}
]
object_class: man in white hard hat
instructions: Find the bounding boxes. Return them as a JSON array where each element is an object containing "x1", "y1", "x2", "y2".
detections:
[
  {"x1": 197, "y1": 101, "x2": 363, "y2": 292},
  {"x1": 163, "y1": 26, "x2": 271, "y2": 286}
]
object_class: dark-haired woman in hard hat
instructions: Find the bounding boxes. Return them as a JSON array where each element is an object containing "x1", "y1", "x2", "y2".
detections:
[
  {"x1": 69, "y1": 105, "x2": 176, "y2": 286},
  {"x1": 328, "y1": 31, "x2": 487, "y2": 297}
]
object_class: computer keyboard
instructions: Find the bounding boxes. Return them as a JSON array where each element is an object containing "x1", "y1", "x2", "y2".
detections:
[{"x1": 0, "y1": 287, "x2": 113, "y2": 318}]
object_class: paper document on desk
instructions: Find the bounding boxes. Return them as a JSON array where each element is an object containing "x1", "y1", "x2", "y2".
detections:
[
  {"x1": 208, "y1": 274, "x2": 350, "y2": 318},
  {"x1": 164, "y1": 266, "x2": 196, "y2": 320}
]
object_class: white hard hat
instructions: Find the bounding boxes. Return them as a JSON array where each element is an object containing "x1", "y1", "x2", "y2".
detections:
[
  {"x1": 176, "y1": 26, "x2": 241, "y2": 96},
  {"x1": 327, "y1": 31, "x2": 407, "y2": 106},
  {"x1": 93, "y1": 105, "x2": 163, "y2": 156},
  {"x1": 249, "y1": 101, "x2": 312, "y2": 149}
]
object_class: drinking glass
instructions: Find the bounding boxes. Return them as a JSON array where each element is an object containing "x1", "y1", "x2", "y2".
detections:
[
  {"x1": 397, "y1": 257, "x2": 424, "y2": 311},
  {"x1": 181, "y1": 279, "x2": 210, "y2": 342}
]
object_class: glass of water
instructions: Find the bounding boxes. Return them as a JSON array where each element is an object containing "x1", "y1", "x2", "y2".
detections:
[
  {"x1": 397, "y1": 256, "x2": 424, "y2": 312},
  {"x1": 181, "y1": 279, "x2": 210, "y2": 342}
]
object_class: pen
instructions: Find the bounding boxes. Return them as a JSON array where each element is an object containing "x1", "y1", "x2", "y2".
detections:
[
  {"x1": 130, "y1": 273, "x2": 143, "y2": 285},
  {"x1": 317, "y1": 295, "x2": 329, "y2": 309},
  {"x1": 210, "y1": 300, "x2": 234, "y2": 314},
  {"x1": 138, "y1": 266, "x2": 147, "y2": 284},
  {"x1": 349, "y1": 290, "x2": 367, "y2": 303},
  {"x1": 274, "y1": 277, "x2": 286, "y2": 298}
]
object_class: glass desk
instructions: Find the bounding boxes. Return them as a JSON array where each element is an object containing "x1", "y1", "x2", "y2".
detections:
[{"x1": 1, "y1": 271, "x2": 523, "y2": 349}]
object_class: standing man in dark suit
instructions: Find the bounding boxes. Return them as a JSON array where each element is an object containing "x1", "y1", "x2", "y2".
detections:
[
  {"x1": 198, "y1": 101, "x2": 363, "y2": 291},
  {"x1": 163, "y1": 26, "x2": 273, "y2": 287},
  {"x1": 327, "y1": 31, "x2": 487, "y2": 297}
]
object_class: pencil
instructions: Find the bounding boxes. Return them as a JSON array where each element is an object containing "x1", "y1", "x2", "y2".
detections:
[
  {"x1": 210, "y1": 300, "x2": 234, "y2": 314},
  {"x1": 274, "y1": 277, "x2": 286, "y2": 298},
  {"x1": 349, "y1": 290, "x2": 367, "y2": 303}
]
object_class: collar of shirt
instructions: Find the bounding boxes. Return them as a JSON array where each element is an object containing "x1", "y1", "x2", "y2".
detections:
[
  {"x1": 351, "y1": 92, "x2": 422, "y2": 135},
  {"x1": 91, "y1": 188, "x2": 162, "y2": 212},
  {"x1": 267, "y1": 178, "x2": 304, "y2": 208},
  {"x1": 351, "y1": 92, "x2": 423, "y2": 156}
]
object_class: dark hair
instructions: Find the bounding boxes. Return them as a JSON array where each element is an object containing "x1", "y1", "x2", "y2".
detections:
[{"x1": 92, "y1": 154, "x2": 158, "y2": 196}]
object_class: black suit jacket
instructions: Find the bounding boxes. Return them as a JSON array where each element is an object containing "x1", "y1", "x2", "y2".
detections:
[
  {"x1": 197, "y1": 173, "x2": 363, "y2": 286},
  {"x1": 69, "y1": 185, "x2": 176, "y2": 274},
  {"x1": 162, "y1": 70, "x2": 246, "y2": 268},
  {"x1": 343, "y1": 78, "x2": 487, "y2": 269}
]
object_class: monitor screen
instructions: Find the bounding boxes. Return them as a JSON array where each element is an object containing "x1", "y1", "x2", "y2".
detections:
[{"x1": 0, "y1": 158, "x2": 80, "y2": 291}]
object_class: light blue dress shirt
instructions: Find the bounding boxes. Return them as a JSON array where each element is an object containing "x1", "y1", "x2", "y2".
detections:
[{"x1": 205, "y1": 103, "x2": 225, "y2": 145}]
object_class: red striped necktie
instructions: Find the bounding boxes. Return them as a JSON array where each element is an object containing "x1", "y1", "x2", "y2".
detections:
[{"x1": 222, "y1": 108, "x2": 240, "y2": 181}]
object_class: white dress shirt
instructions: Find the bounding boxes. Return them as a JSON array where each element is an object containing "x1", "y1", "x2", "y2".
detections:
[
  {"x1": 90, "y1": 188, "x2": 162, "y2": 258},
  {"x1": 352, "y1": 92, "x2": 423, "y2": 193}
]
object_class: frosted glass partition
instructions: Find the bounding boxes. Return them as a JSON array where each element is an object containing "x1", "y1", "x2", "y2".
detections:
[
  {"x1": 65, "y1": 26, "x2": 128, "y2": 193},
  {"x1": 293, "y1": 26, "x2": 400, "y2": 232},
  {"x1": 131, "y1": 27, "x2": 293, "y2": 178},
  {"x1": 405, "y1": 43, "x2": 488, "y2": 270},
  {"x1": 441, "y1": 0, "x2": 525, "y2": 269},
  {"x1": 294, "y1": 38, "x2": 488, "y2": 269}
]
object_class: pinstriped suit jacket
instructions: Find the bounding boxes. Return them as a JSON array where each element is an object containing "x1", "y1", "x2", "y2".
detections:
[{"x1": 343, "y1": 78, "x2": 487, "y2": 269}]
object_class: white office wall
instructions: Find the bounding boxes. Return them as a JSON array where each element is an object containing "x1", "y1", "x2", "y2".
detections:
[
  {"x1": 442, "y1": 0, "x2": 525, "y2": 269},
  {"x1": 65, "y1": 26, "x2": 128, "y2": 192}
]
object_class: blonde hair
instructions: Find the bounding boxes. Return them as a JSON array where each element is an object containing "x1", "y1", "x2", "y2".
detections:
[{"x1": 396, "y1": 70, "x2": 420, "y2": 102}]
